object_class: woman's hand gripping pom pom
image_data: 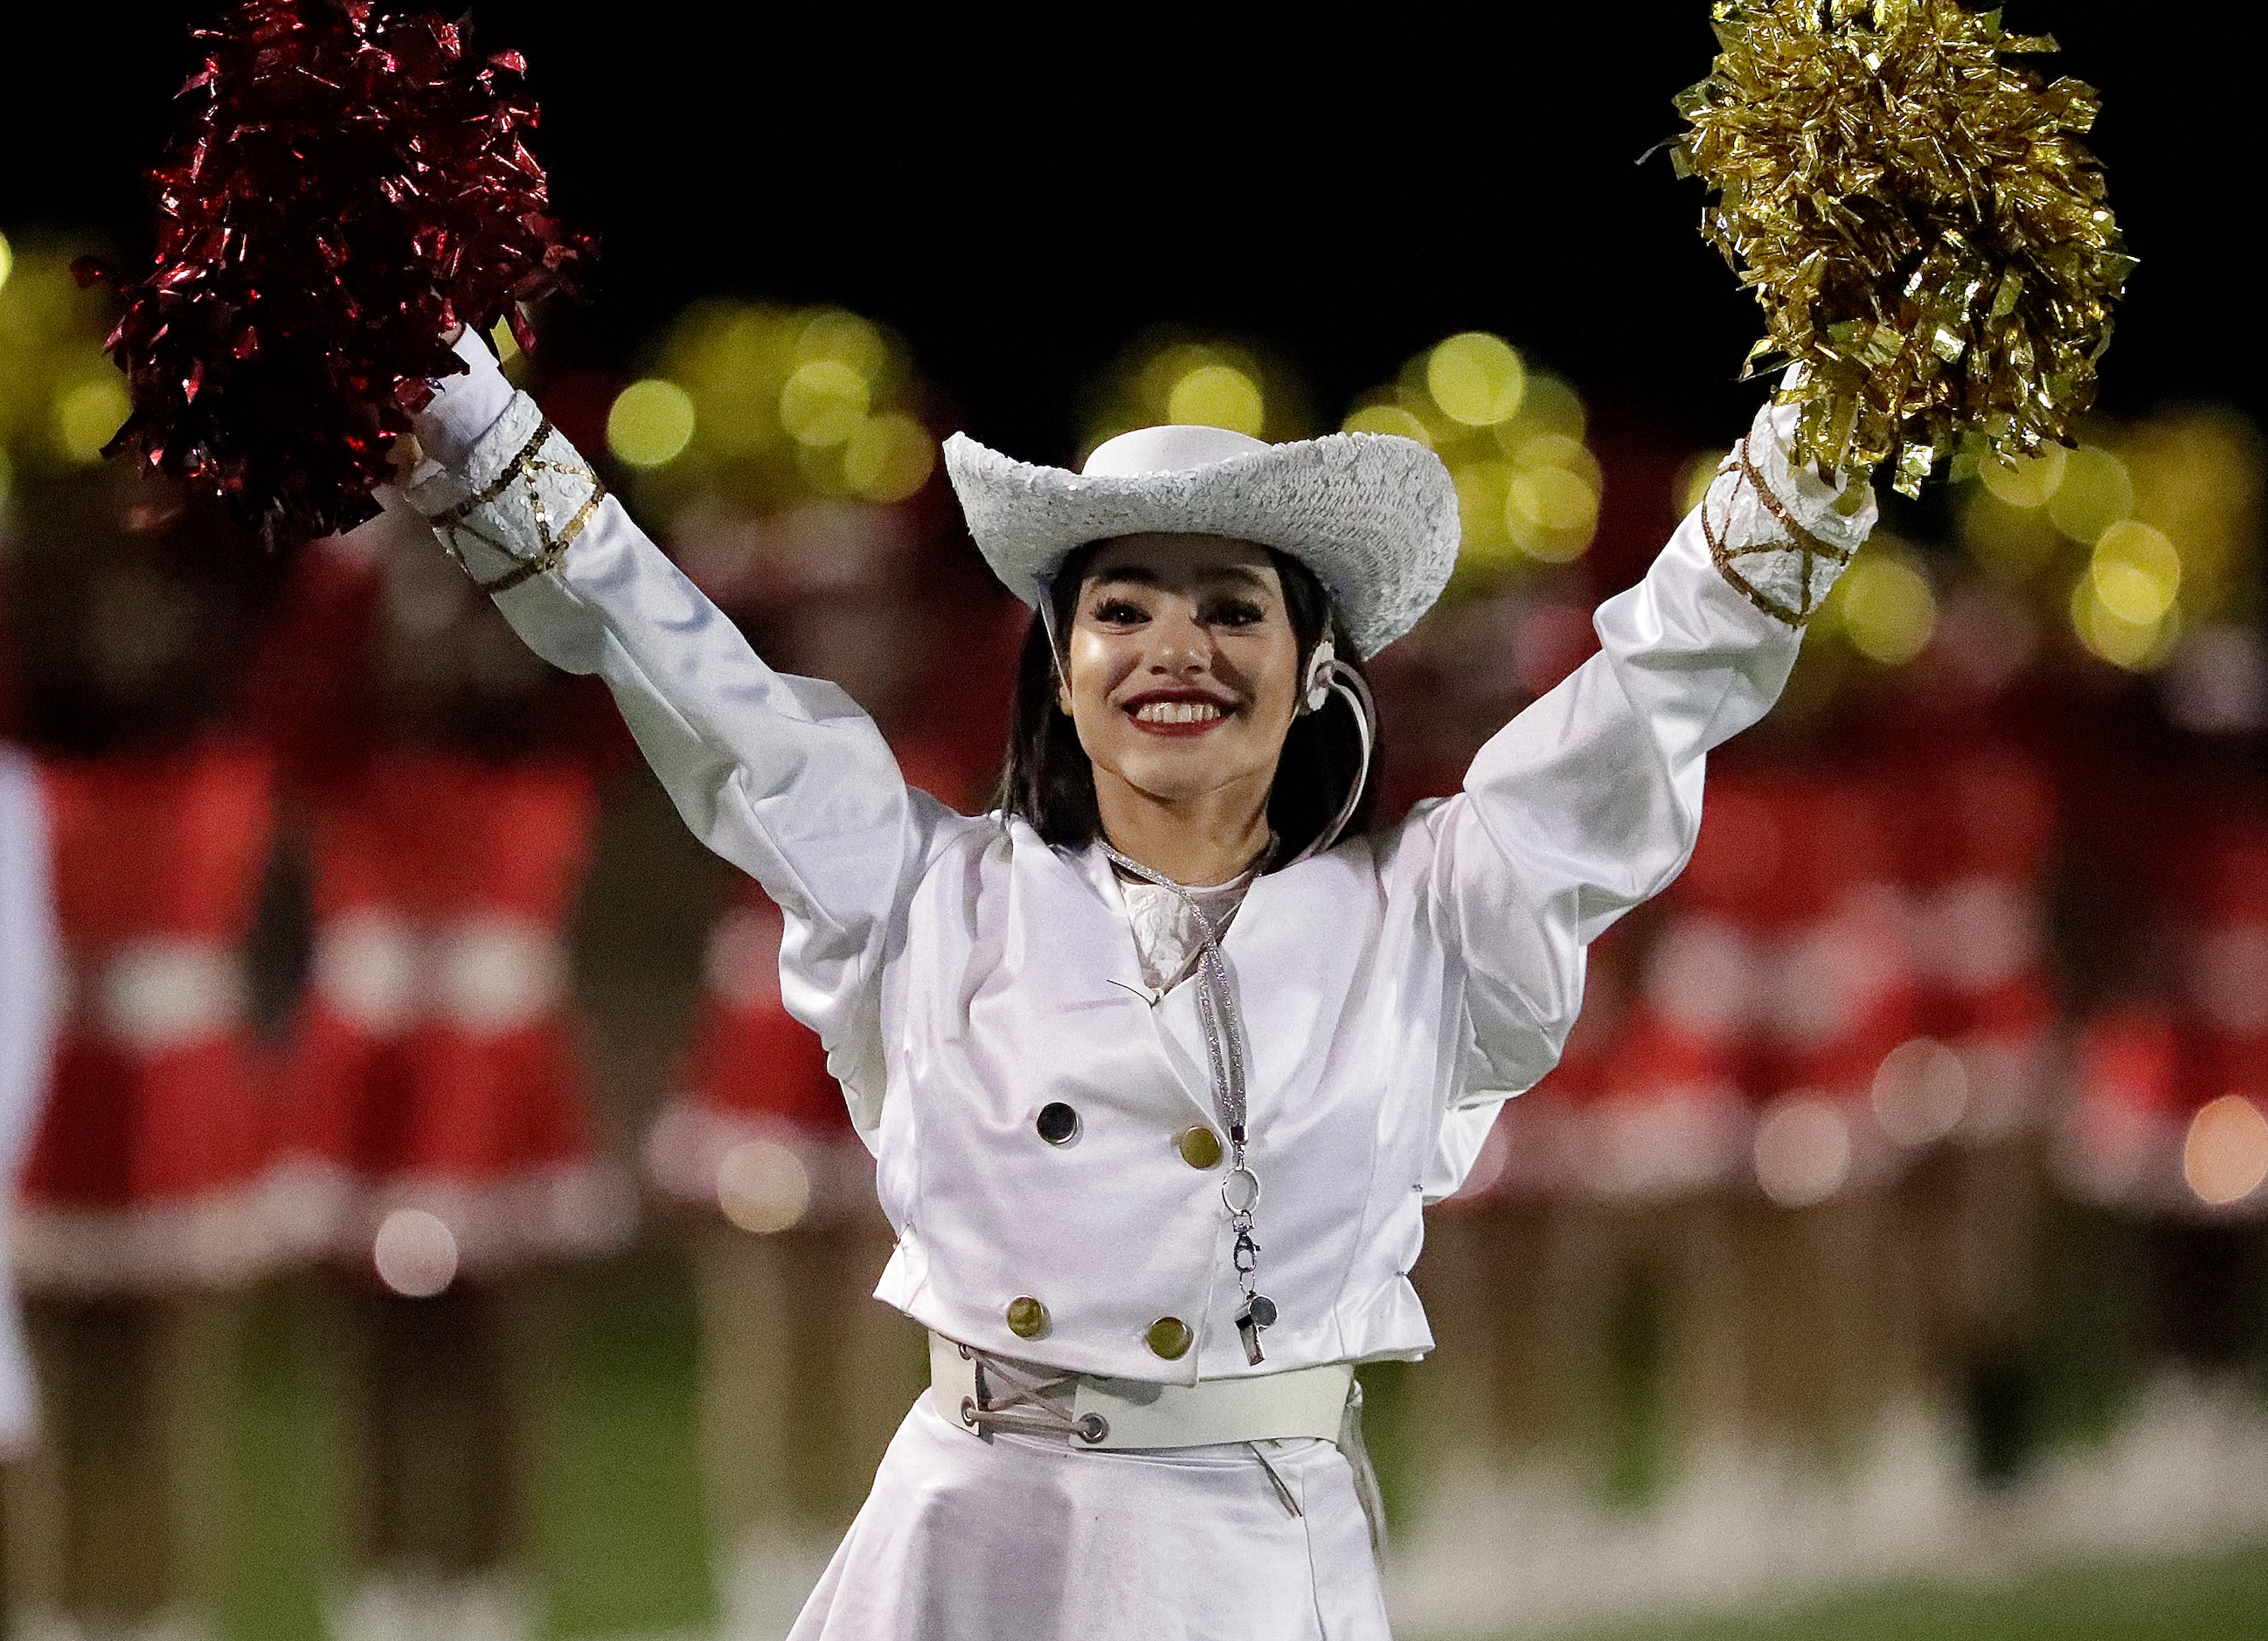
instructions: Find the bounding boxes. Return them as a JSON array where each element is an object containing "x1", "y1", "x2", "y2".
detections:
[
  {"x1": 1672, "y1": 0, "x2": 2133, "y2": 495},
  {"x1": 78, "y1": 0, "x2": 592, "y2": 545}
]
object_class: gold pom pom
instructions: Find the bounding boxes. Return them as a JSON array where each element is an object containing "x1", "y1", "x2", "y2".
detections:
[{"x1": 1675, "y1": 0, "x2": 2135, "y2": 495}]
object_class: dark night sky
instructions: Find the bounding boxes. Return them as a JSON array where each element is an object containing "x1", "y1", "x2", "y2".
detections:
[{"x1": 3, "y1": 3, "x2": 2253, "y2": 465}]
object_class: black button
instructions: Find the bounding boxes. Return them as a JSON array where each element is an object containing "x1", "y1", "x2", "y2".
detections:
[{"x1": 1036, "y1": 1102, "x2": 1081, "y2": 1146}]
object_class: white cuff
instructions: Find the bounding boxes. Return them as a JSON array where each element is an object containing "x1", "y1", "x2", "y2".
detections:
[
  {"x1": 403, "y1": 388, "x2": 607, "y2": 593},
  {"x1": 1701, "y1": 399, "x2": 1878, "y2": 627},
  {"x1": 413, "y1": 327, "x2": 518, "y2": 468}
]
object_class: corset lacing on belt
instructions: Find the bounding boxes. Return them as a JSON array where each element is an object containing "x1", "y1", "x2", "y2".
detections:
[{"x1": 931, "y1": 1333, "x2": 1388, "y2": 1548}]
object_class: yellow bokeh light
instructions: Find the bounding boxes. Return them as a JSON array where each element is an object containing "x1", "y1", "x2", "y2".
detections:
[
  {"x1": 1839, "y1": 552, "x2": 1938, "y2": 665},
  {"x1": 1426, "y1": 332, "x2": 1526, "y2": 427},
  {"x1": 1509, "y1": 432, "x2": 1601, "y2": 490},
  {"x1": 2089, "y1": 519, "x2": 2181, "y2": 626},
  {"x1": 1961, "y1": 485, "x2": 2064, "y2": 583},
  {"x1": 52, "y1": 373, "x2": 131, "y2": 463},
  {"x1": 1342, "y1": 403, "x2": 1432, "y2": 446},
  {"x1": 1342, "y1": 343, "x2": 1599, "y2": 583},
  {"x1": 2182, "y1": 1094, "x2": 2268, "y2": 1208},
  {"x1": 1165, "y1": 364, "x2": 1266, "y2": 437},
  {"x1": 1507, "y1": 467, "x2": 1599, "y2": 555},
  {"x1": 2069, "y1": 571, "x2": 2173, "y2": 670},
  {"x1": 2046, "y1": 444, "x2": 2133, "y2": 544},
  {"x1": 1502, "y1": 373, "x2": 1585, "y2": 444},
  {"x1": 1452, "y1": 458, "x2": 1515, "y2": 569},
  {"x1": 675, "y1": 303, "x2": 795, "y2": 454},
  {"x1": 1676, "y1": 450, "x2": 1730, "y2": 516},
  {"x1": 842, "y1": 412, "x2": 936, "y2": 504},
  {"x1": 795, "y1": 309, "x2": 890, "y2": 384},
  {"x1": 606, "y1": 378, "x2": 697, "y2": 468},
  {"x1": 1978, "y1": 443, "x2": 2067, "y2": 509},
  {"x1": 0, "y1": 230, "x2": 13, "y2": 294},
  {"x1": 780, "y1": 358, "x2": 870, "y2": 447}
]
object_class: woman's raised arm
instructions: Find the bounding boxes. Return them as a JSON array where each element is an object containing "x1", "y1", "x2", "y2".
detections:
[
  {"x1": 1408, "y1": 395, "x2": 1877, "y2": 1102},
  {"x1": 398, "y1": 331, "x2": 962, "y2": 1130}
]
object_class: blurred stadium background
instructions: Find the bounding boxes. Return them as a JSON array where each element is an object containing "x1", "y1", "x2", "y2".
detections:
[{"x1": 3, "y1": 3, "x2": 2266, "y2": 1638}]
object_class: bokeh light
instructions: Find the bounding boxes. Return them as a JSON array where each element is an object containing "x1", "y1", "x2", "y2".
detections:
[
  {"x1": 780, "y1": 359, "x2": 870, "y2": 448},
  {"x1": 2045, "y1": 445, "x2": 2134, "y2": 544},
  {"x1": 1164, "y1": 363, "x2": 1266, "y2": 437},
  {"x1": 1836, "y1": 550, "x2": 1937, "y2": 664},
  {"x1": 621, "y1": 299, "x2": 940, "y2": 527},
  {"x1": 0, "y1": 228, "x2": 13, "y2": 294},
  {"x1": 1871, "y1": 1038, "x2": 1969, "y2": 1146},
  {"x1": 2181, "y1": 1095, "x2": 2268, "y2": 1208},
  {"x1": 372, "y1": 1208, "x2": 460, "y2": 1297},
  {"x1": 1343, "y1": 333, "x2": 1599, "y2": 579},
  {"x1": 1753, "y1": 1095, "x2": 1853, "y2": 1208},
  {"x1": 607, "y1": 378, "x2": 697, "y2": 468},
  {"x1": 1961, "y1": 485, "x2": 2064, "y2": 583},
  {"x1": 842, "y1": 412, "x2": 936, "y2": 503},
  {"x1": 1341, "y1": 402, "x2": 1432, "y2": 444},
  {"x1": 1948, "y1": 407, "x2": 2263, "y2": 687},
  {"x1": 2089, "y1": 519, "x2": 2181, "y2": 626},
  {"x1": 1083, "y1": 333, "x2": 1306, "y2": 458},
  {"x1": 717, "y1": 1138, "x2": 814, "y2": 1234},
  {"x1": 2070, "y1": 568, "x2": 2174, "y2": 670},
  {"x1": 1676, "y1": 449, "x2": 1729, "y2": 516},
  {"x1": 1426, "y1": 332, "x2": 1526, "y2": 427},
  {"x1": 1978, "y1": 443, "x2": 2067, "y2": 509},
  {"x1": 52, "y1": 373, "x2": 130, "y2": 464}
]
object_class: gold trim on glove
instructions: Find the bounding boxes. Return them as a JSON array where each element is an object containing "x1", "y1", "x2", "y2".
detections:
[
  {"x1": 1701, "y1": 437, "x2": 1854, "y2": 628},
  {"x1": 431, "y1": 418, "x2": 608, "y2": 595}
]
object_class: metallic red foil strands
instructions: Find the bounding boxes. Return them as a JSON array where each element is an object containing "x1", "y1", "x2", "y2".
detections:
[{"x1": 80, "y1": 0, "x2": 593, "y2": 545}]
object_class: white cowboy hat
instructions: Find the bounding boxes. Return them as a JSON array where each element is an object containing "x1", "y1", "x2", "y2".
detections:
[{"x1": 941, "y1": 424, "x2": 1460, "y2": 658}]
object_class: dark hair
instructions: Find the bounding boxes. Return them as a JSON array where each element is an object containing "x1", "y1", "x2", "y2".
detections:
[{"x1": 997, "y1": 543, "x2": 1379, "y2": 862}]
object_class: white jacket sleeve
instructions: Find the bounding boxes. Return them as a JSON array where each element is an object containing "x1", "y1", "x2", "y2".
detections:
[
  {"x1": 399, "y1": 333, "x2": 950, "y2": 1132},
  {"x1": 1409, "y1": 398, "x2": 1877, "y2": 1104}
]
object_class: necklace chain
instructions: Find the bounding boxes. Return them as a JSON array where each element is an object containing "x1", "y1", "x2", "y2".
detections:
[{"x1": 1100, "y1": 838, "x2": 1278, "y2": 1359}]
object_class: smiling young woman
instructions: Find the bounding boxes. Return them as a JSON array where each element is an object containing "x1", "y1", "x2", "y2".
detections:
[
  {"x1": 1004, "y1": 530, "x2": 1372, "y2": 886},
  {"x1": 396, "y1": 331, "x2": 1875, "y2": 1638}
]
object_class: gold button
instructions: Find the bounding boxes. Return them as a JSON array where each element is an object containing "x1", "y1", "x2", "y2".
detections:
[
  {"x1": 1176, "y1": 1126, "x2": 1223, "y2": 1170},
  {"x1": 1006, "y1": 1297, "x2": 1050, "y2": 1340},
  {"x1": 1145, "y1": 1316, "x2": 1193, "y2": 1360}
]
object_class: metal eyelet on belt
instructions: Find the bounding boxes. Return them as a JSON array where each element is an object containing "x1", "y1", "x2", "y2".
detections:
[{"x1": 1074, "y1": 1412, "x2": 1109, "y2": 1444}]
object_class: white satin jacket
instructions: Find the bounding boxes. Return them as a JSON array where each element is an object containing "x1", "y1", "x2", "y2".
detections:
[{"x1": 406, "y1": 338, "x2": 1873, "y2": 1386}]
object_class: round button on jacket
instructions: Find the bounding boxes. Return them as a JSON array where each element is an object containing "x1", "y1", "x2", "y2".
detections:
[
  {"x1": 1176, "y1": 1126, "x2": 1223, "y2": 1170},
  {"x1": 1145, "y1": 1316, "x2": 1193, "y2": 1361},
  {"x1": 1035, "y1": 1102, "x2": 1080, "y2": 1145},
  {"x1": 1006, "y1": 1297, "x2": 1050, "y2": 1340}
]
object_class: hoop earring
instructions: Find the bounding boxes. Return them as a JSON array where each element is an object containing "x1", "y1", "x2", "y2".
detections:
[
  {"x1": 1300, "y1": 635, "x2": 1336, "y2": 714},
  {"x1": 1288, "y1": 658, "x2": 1376, "y2": 864}
]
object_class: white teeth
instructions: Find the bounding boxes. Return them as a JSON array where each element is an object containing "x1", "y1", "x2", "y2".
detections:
[{"x1": 1134, "y1": 700, "x2": 1224, "y2": 724}]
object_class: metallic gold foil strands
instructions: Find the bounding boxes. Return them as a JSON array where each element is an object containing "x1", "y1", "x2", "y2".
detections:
[{"x1": 1672, "y1": 0, "x2": 2133, "y2": 495}]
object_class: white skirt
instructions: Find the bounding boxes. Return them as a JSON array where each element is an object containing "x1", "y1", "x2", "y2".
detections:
[{"x1": 788, "y1": 1397, "x2": 1392, "y2": 1640}]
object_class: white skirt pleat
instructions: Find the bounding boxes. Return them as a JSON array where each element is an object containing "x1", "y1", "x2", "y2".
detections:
[{"x1": 787, "y1": 1398, "x2": 1392, "y2": 1641}]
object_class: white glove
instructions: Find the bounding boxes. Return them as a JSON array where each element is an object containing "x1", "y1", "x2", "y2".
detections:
[{"x1": 1699, "y1": 396, "x2": 1878, "y2": 627}]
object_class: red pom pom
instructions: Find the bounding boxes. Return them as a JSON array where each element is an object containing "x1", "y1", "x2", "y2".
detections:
[{"x1": 88, "y1": 1, "x2": 593, "y2": 545}]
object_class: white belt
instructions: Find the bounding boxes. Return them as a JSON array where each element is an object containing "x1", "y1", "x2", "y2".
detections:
[{"x1": 928, "y1": 1332, "x2": 1352, "y2": 1452}]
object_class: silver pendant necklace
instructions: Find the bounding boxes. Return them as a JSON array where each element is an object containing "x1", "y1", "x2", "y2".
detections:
[{"x1": 1101, "y1": 837, "x2": 1278, "y2": 1365}]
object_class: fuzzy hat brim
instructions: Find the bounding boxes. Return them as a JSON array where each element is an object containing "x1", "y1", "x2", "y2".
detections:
[{"x1": 941, "y1": 430, "x2": 1460, "y2": 658}]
